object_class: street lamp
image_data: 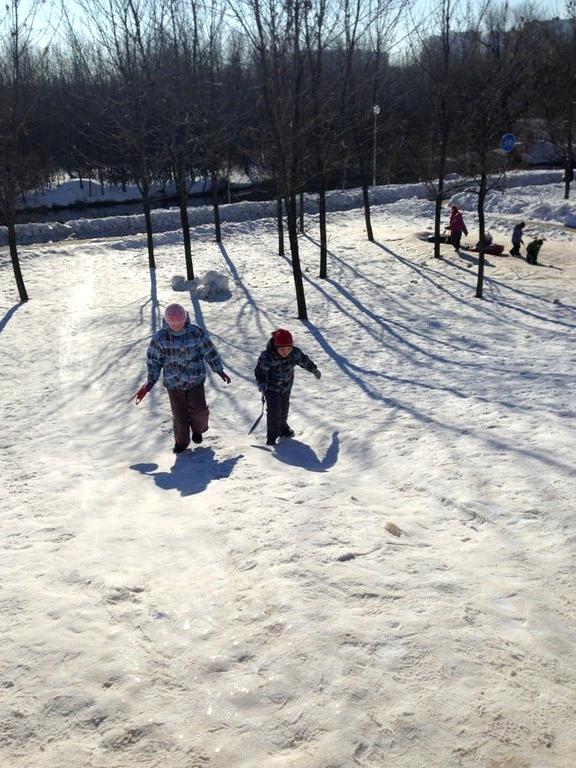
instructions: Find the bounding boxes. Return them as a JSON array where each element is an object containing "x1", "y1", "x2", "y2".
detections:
[{"x1": 372, "y1": 104, "x2": 381, "y2": 187}]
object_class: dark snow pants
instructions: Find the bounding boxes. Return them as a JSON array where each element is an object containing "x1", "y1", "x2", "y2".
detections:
[
  {"x1": 168, "y1": 385, "x2": 209, "y2": 448},
  {"x1": 266, "y1": 390, "x2": 291, "y2": 443},
  {"x1": 449, "y1": 232, "x2": 462, "y2": 251}
]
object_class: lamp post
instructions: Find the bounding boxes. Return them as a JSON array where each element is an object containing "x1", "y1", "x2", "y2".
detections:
[{"x1": 372, "y1": 104, "x2": 381, "y2": 187}]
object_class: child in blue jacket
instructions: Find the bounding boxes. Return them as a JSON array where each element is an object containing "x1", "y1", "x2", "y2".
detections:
[
  {"x1": 135, "y1": 303, "x2": 231, "y2": 453},
  {"x1": 254, "y1": 329, "x2": 321, "y2": 446}
]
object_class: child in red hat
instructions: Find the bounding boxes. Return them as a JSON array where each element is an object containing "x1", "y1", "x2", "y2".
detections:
[{"x1": 254, "y1": 329, "x2": 321, "y2": 446}]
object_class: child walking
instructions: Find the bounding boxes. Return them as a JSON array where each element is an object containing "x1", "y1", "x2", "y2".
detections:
[
  {"x1": 254, "y1": 329, "x2": 321, "y2": 446},
  {"x1": 134, "y1": 303, "x2": 231, "y2": 453}
]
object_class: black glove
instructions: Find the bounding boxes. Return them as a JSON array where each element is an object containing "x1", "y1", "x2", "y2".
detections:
[{"x1": 313, "y1": 369, "x2": 321, "y2": 380}]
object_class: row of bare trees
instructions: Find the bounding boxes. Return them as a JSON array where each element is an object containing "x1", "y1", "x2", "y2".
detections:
[{"x1": 2, "y1": 0, "x2": 575, "y2": 307}]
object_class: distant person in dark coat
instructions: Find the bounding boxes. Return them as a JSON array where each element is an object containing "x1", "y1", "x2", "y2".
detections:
[
  {"x1": 510, "y1": 221, "x2": 526, "y2": 256},
  {"x1": 526, "y1": 238, "x2": 544, "y2": 265},
  {"x1": 446, "y1": 205, "x2": 468, "y2": 251},
  {"x1": 254, "y1": 329, "x2": 321, "y2": 446}
]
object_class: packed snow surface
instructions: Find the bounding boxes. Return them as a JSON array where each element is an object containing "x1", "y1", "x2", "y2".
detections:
[{"x1": 1, "y1": 179, "x2": 576, "y2": 767}]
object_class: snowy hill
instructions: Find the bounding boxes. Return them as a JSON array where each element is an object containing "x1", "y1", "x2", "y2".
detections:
[{"x1": 1, "y1": 186, "x2": 576, "y2": 767}]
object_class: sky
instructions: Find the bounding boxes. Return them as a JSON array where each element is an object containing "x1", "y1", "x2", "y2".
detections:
[{"x1": 25, "y1": 0, "x2": 571, "y2": 55}]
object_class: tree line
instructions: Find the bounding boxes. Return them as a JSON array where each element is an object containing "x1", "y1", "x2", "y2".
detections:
[{"x1": 1, "y1": 0, "x2": 575, "y2": 307}]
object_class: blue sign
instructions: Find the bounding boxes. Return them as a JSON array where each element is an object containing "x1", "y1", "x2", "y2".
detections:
[{"x1": 500, "y1": 133, "x2": 516, "y2": 153}]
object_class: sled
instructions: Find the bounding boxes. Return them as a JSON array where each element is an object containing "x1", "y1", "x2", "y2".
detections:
[
  {"x1": 425, "y1": 234, "x2": 450, "y2": 244},
  {"x1": 467, "y1": 243, "x2": 506, "y2": 256}
]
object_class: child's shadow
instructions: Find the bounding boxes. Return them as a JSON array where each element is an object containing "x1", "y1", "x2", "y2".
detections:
[
  {"x1": 130, "y1": 447, "x2": 243, "y2": 497},
  {"x1": 273, "y1": 431, "x2": 340, "y2": 472}
]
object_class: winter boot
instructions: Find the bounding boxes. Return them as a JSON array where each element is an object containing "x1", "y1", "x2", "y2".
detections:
[
  {"x1": 173, "y1": 442, "x2": 188, "y2": 454},
  {"x1": 192, "y1": 432, "x2": 203, "y2": 444},
  {"x1": 280, "y1": 425, "x2": 295, "y2": 438},
  {"x1": 266, "y1": 437, "x2": 277, "y2": 446}
]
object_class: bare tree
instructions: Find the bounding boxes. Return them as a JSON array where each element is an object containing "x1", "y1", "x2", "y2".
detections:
[
  {"x1": 530, "y1": 6, "x2": 576, "y2": 199},
  {"x1": 68, "y1": 0, "x2": 168, "y2": 270},
  {"x1": 459, "y1": 3, "x2": 526, "y2": 298},
  {"x1": 337, "y1": 0, "x2": 404, "y2": 243},
  {"x1": 413, "y1": 0, "x2": 465, "y2": 259},
  {"x1": 157, "y1": 0, "x2": 205, "y2": 279},
  {"x1": 0, "y1": 0, "x2": 49, "y2": 301},
  {"x1": 231, "y1": 0, "x2": 309, "y2": 319},
  {"x1": 302, "y1": 0, "x2": 340, "y2": 277}
]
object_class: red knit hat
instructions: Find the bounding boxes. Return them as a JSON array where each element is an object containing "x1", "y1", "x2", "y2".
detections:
[{"x1": 272, "y1": 328, "x2": 293, "y2": 347}]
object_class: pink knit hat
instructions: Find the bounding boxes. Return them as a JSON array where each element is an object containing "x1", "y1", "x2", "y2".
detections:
[{"x1": 164, "y1": 303, "x2": 187, "y2": 327}]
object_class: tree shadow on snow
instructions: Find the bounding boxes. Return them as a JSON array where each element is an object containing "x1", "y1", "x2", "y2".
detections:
[
  {"x1": 0, "y1": 301, "x2": 25, "y2": 335},
  {"x1": 272, "y1": 431, "x2": 339, "y2": 472},
  {"x1": 130, "y1": 447, "x2": 243, "y2": 497},
  {"x1": 218, "y1": 241, "x2": 277, "y2": 335},
  {"x1": 139, "y1": 266, "x2": 162, "y2": 336}
]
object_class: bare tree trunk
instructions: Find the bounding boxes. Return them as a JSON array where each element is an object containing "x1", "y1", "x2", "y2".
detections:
[
  {"x1": 564, "y1": 113, "x2": 573, "y2": 199},
  {"x1": 341, "y1": 162, "x2": 346, "y2": 191},
  {"x1": 7, "y1": 218, "x2": 28, "y2": 302},
  {"x1": 434, "y1": 193, "x2": 444, "y2": 258},
  {"x1": 434, "y1": 131, "x2": 448, "y2": 258},
  {"x1": 177, "y1": 171, "x2": 194, "y2": 280},
  {"x1": 141, "y1": 176, "x2": 156, "y2": 270},
  {"x1": 564, "y1": 89, "x2": 574, "y2": 200},
  {"x1": 286, "y1": 194, "x2": 308, "y2": 319},
  {"x1": 362, "y1": 181, "x2": 374, "y2": 242},
  {"x1": 475, "y1": 172, "x2": 487, "y2": 299},
  {"x1": 564, "y1": 157, "x2": 573, "y2": 200},
  {"x1": 227, "y1": 158, "x2": 232, "y2": 204},
  {"x1": 277, "y1": 197, "x2": 285, "y2": 256},
  {"x1": 211, "y1": 172, "x2": 221, "y2": 243},
  {"x1": 318, "y1": 181, "x2": 327, "y2": 278},
  {"x1": 299, "y1": 191, "x2": 305, "y2": 233}
]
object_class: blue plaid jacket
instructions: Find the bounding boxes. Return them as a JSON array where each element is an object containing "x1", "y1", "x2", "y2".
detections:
[
  {"x1": 147, "y1": 317, "x2": 224, "y2": 390},
  {"x1": 254, "y1": 339, "x2": 318, "y2": 394}
]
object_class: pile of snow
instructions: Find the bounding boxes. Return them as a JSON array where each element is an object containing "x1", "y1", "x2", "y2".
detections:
[
  {"x1": 17, "y1": 176, "x2": 213, "y2": 211},
  {"x1": 1, "y1": 170, "x2": 571, "y2": 248},
  {"x1": 171, "y1": 270, "x2": 230, "y2": 300}
]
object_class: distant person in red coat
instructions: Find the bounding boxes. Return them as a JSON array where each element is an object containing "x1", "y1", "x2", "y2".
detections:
[{"x1": 446, "y1": 205, "x2": 468, "y2": 252}]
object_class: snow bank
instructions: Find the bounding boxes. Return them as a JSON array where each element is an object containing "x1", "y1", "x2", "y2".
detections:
[
  {"x1": 1, "y1": 170, "x2": 568, "y2": 247},
  {"x1": 17, "y1": 177, "x2": 212, "y2": 211}
]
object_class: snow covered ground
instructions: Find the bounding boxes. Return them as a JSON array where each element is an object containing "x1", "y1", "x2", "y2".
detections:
[{"x1": 1, "y1": 182, "x2": 576, "y2": 768}]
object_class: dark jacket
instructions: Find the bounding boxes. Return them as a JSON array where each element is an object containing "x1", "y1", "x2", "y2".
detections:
[
  {"x1": 512, "y1": 223, "x2": 525, "y2": 245},
  {"x1": 526, "y1": 239, "x2": 544, "y2": 261},
  {"x1": 255, "y1": 339, "x2": 318, "y2": 394}
]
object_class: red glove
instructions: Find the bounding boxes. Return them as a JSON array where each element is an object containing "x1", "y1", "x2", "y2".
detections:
[{"x1": 128, "y1": 381, "x2": 153, "y2": 404}]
